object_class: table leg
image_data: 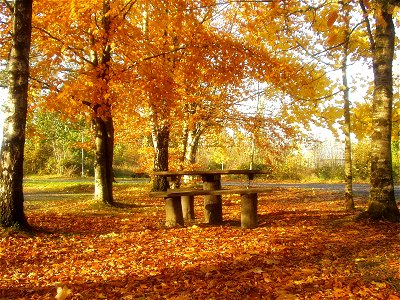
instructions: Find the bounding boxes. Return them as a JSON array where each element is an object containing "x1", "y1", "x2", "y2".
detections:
[
  {"x1": 181, "y1": 195, "x2": 195, "y2": 222},
  {"x1": 241, "y1": 193, "x2": 258, "y2": 228},
  {"x1": 202, "y1": 174, "x2": 222, "y2": 224},
  {"x1": 165, "y1": 196, "x2": 184, "y2": 227}
]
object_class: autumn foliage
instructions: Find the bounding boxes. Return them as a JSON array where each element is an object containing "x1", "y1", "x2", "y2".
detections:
[
  {"x1": 1, "y1": 183, "x2": 399, "y2": 299},
  {"x1": 1, "y1": 0, "x2": 400, "y2": 296},
  {"x1": 23, "y1": 1, "x2": 337, "y2": 175}
]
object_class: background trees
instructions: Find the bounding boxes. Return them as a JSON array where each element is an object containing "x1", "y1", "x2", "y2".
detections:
[
  {"x1": 24, "y1": 111, "x2": 91, "y2": 176},
  {"x1": 0, "y1": 0, "x2": 398, "y2": 222},
  {"x1": 31, "y1": 0, "x2": 142, "y2": 204}
]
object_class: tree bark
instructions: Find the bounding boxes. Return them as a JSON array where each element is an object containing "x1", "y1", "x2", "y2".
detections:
[
  {"x1": 180, "y1": 115, "x2": 204, "y2": 184},
  {"x1": 90, "y1": 0, "x2": 115, "y2": 205},
  {"x1": 93, "y1": 115, "x2": 114, "y2": 205},
  {"x1": 0, "y1": 0, "x2": 32, "y2": 229},
  {"x1": 367, "y1": 6, "x2": 400, "y2": 221},
  {"x1": 180, "y1": 120, "x2": 189, "y2": 164},
  {"x1": 341, "y1": 7, "x2": 354, "y2": 211},
  {"x1": 151, "y1": 122, "x2": 170, "y2": 191},
  {"x1": 185, "y1": 128, "x2": 202, "y2": 164},
  {"x1": 180, "y1": 103, "x2": 205, "y2": 168}
]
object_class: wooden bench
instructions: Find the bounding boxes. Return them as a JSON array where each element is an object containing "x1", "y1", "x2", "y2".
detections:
[
  {"x1": 149, "y1": 188, "x2": 273, "y2": 228},
  {"x1": 152, "y1": 169, "x2": 270, "y2": 226}
]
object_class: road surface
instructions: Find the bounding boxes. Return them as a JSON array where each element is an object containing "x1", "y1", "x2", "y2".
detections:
[
  {"x1": 224, "y1": 182, "x2": 400, "y2": 198},
  {"x1": 24, "y1": 178, "x2": 400, "y2": 198}
]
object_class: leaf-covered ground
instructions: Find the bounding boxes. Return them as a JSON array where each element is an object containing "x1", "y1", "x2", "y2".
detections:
[{"x1": 1, "y1": 183, "x2": 400, "y2": 299}]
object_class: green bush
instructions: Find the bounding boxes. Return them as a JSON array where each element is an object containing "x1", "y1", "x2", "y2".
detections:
[
  {"x1": 315, "y1": 165, "x2": 345, "y2": 181},
  {"x1": 352, "y1": 139, "x2": 371, "y2": 181},
  {"x1": 272, "y1": 159, "x2": 307, "y2": 181},
  {"x1": 24, "y1": 111, "x2": 92, "y2": 176},
  {"x1": 24, "y1": 139, "x2": 52, "y2": 174}
]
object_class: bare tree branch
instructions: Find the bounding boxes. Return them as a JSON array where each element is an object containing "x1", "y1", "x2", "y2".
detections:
[
  {"x1": 359, "y1": 0, "x2": 374, "y2": 51},
  {"x1": 2, "y1": 0, "x2": 13, "y2": 13}
]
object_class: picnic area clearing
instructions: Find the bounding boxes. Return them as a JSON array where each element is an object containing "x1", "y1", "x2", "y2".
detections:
[{"x1": 1, "y1": 180, "x2": 399, "y2": 299}]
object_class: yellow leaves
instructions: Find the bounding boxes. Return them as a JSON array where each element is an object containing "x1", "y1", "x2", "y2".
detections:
[
  {"x1": 68, "y1": 0, "x2": 101, "y2": 20},
  {"x1": 327, "y1": 10, "x2": 339, "y2": 27},
  {"x1": 199, "y1": 264, "x2": 219, "y2": 273},
  {"x1": 30, "y1": 0, "x2": 334, "y2": 160},
  {"x1": 250, "y1": 266, "x2": 265, "y2": 274},
  {"x1": 55, "y1": 283, "x2": 72, "y2": 300},
  {"x1": 371, "y1": 281, "x2": 387, "y2": 288},
  {"x1": 2, "y1": 185, "x2": 400, "y2": 298},
  {"x1": 275, "y1": 289, "x2": 299, "y2": 300},
  {"x1": 69, "y1": 0, "x2": 78, "y2": 20},
  {"x1": 234, "y1": 253, "x2": 253, "y2": 262},
  {"x1": 325, "y1": 31, "x2": 345, "y2": 47}
]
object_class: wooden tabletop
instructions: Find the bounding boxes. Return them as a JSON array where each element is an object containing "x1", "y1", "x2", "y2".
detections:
[{"x1": 152, "y1": 169, "x2": 270, "y2": 176}]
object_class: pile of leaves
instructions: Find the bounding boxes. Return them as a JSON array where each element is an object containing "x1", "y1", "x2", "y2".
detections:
[{"x1": 1, "y1": 184, "x2": 400, "y2": 299}]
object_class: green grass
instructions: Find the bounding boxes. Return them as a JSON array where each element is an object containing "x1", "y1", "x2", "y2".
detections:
[
  {"x1": 23, "y1": 176, "x2": 148, "y2": 192},
  {"x1": 23, "y1": 177, "x2": 151, "y2": 214}
]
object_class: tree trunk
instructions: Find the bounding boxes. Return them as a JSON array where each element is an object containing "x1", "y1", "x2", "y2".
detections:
[
  {"x1": 181, "y1": 122, "x2": 203, "y2": 184},
  {"x1": 0, "y1": 0, "x2": 32, "y2": 229},
  {"x1": 367, "y1": 7, "x2": 400, "y2": 221},
  {"x1": 341, "y1": 8, "x2": 354, "y2": 211},
  {"x1": 151, "y1": 123, "x2": 170, "y2": 191},
  {"x1": 185, "y1": 129, "x2": 202, "y2": 164},
  {"x1": 90, "y1": 0, "x2": 115, "y2": 205},
  {"x1": 180, "y1": 121, "x2": 189, "y2": 164},
  {"x1": 93, "y1": 116, "x2": 114, "y2": 205},
  {"x1": 180, "y1": 101, "x2": 204, "y2": 167}
]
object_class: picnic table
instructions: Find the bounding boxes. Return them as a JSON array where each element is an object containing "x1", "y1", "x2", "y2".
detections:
[{"x1": 150, "y1": 169, "x2": 271, "y2": 228}]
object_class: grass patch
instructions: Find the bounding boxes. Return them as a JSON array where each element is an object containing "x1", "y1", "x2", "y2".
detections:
[
  {"x1": 24, "y1": 179, "x2": 93, "y2": 193},
  {"x1": 24, "y1": 178, "x2": 151, "y2": 214}
]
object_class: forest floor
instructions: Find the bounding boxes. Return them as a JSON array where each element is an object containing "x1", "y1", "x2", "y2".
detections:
[{"x1": 1, "y1": 181, "x2": 400, "y2": 299}]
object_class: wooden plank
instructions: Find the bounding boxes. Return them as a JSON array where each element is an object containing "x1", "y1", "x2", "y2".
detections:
[{"x1": 149, "y1": 187, "x2": 273, "y2": 198}]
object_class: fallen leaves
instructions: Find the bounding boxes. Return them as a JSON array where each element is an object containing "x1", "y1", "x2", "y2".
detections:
[
  {"x1": 55, "y1": 283, "x2": 71, "y2": 300},
  {"x1": 0, "y1": 187, "x2": 399, "y2": 299}
]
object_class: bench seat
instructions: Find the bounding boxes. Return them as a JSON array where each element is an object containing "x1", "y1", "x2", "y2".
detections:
[{"x1": 149, "y1": 187, "x2": 272, "y2": 198}]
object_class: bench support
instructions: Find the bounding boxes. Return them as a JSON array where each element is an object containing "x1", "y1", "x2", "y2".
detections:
[
  {"x1": 203, "y1": 175, "x2": 223, "y2": 224},
  {"x1": 150, "y1": 187, "x2": 271, "y2": 228},
  {"x1": 165, "y1": 196, "x2": 184, "y2": 227},
  {"x1": 241, "y1": 193, "x2": 258, "y2": 228},
  {"x1": 181, "y1": 195, "x2": 195, "y2": 222}
]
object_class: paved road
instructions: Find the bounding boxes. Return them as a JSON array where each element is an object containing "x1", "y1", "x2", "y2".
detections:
[
  {"x1": 224, "y1": 182, "x2": 400, "y2": 198},
  {"x1": 24, "y1": 178, "x2": 400, "y2": 198}
]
